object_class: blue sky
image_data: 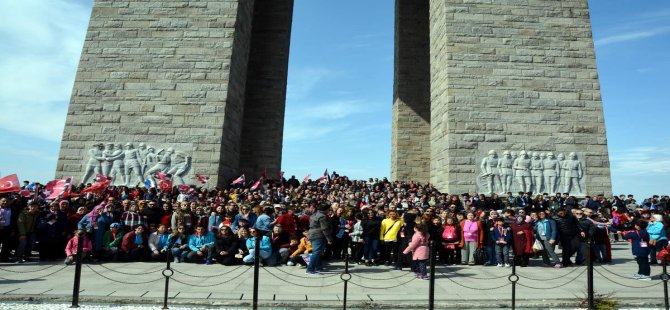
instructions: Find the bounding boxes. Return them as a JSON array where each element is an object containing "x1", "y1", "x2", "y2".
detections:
[{"x1": 0, "y1": 0, "x2": 668, "y2": 199}]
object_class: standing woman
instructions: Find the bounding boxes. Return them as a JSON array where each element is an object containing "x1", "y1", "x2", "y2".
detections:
[
  {"x1": 362, "y1": 209, "x2": 381, "y2": 266},
  {"x1": 78, "y1": 203, "x2": 112, "y2": 258},
  {"x1": 510, "y1": 214, "x2": 534, "y2": 267},
  {"x1": 648, "y1": 214, "x2": 668, "y2": 265},
  {"x1": 459, "y1": 212, "x2": 484, "y2": 265}
]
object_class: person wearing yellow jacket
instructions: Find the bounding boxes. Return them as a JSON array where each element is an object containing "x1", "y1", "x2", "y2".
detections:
[
  {"x1": 380, "y1": 210, "x2": 404, "y2": 270},
  {"x1": 287, "y1": 230, "x2": 312, "y2": 267}
]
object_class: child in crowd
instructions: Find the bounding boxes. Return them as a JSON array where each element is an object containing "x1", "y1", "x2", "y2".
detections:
[
  {"x1": 441, "y1": 217, "x2": 460, "y2": 265},
  {"x1": 287, "y1": 230, "x2": 312, "y2": 267},
  {"x1": 491, "y1": 218, "x2": 511, "y2": 267},
  {"x1": 403, "y1": 222, "x2": 430, "y2": 279},
  {"x1": 349, "y1": 213, "x2": 364, "y2": 264},
  {"x1": 620, "y1": 220, "x2": 651, "y2": 281},
  {"x1": 64, "y1": 230, "x2": 92, "y2": 265}
]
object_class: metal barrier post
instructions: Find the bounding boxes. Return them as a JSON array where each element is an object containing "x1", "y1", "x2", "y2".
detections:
[
  {"x1": 662, "y1": 255, "x2": 669, "y2": 310},
  {"x1": 508, "y1": 259, "x2": 518, "y2": 310},
  {"x1": 341, "y1": 253, "x2": 351, "y2": 310},
  {"x1": 587, "y1": 238, "x2": 594, "y2": 310},
  {"x1": 429, "y1": 239, "x2": 435, "y2": 310},
  {"x1": 70, "y1": 233, "x2": 84, "y2": 308},
  {"x1": 162, "y1": 249, "x2": 173, "y2": 310},
  {"x1": 252, "y1": 231, "x2": 262, "y2": 310}
]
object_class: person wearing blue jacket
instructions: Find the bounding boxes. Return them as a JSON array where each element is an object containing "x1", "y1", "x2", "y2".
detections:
[
  {"x1": 647, "y1": 214, "x2": 668, "y2": 265},
  {"x1": 186, "y1": 225, "x2": 215, "y2": 264},
  {"x1": 491, "y1": 218, "x2": 511, "y2": 267},
  {"x1": 621, "y1": 220, "x2": 651, "y2": 281},
  {"x1": 535, "y1": 211, "x2": 561, "y2": 268},
  {"x1": 243, "y1": 227, "x2": 272, "y2": 264}
]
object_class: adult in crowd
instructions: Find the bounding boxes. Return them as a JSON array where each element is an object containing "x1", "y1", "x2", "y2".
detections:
[
  {"x1": 243, "y1": 227, "x2": 271, "y2": 265},
  {"x1": 459, "y1": 212, "x2": 483, "y2": 265},
  {"x1": 554, "y1": 208, "x2": 579, "y2": 267},
  {"x1": 510, "y1": 214, "x2": 534, "y2": 267},
  {"x1": 187, "y1": 225, "x2": 216, "y2": 264},
  {"x1": 214, "y1": 225, "x2": 239, "y2": 265},
  {"x1": 534, "y1": 211, "x2": 561, "y2": 268},
  {"x1": 362, "y1": 209, "x2": 381, "y2": 266},
  {"x1": 148, "y1": 224, "x2": 170, "y2": 260},
  {"x1": 648, "y1": 214, "x2": 668, "y2": 265},
  {"x1": 120, "y1": 225, "x2": 147, "y2": 261},
  {"x1": 306, "y1": 203, "x2": 333, "y2": 275}
]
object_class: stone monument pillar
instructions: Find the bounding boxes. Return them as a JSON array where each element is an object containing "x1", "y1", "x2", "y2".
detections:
[
  {"x1": 56, "y1": 0, "x2": 292, "y2": 187},
  {"x1": 428, "y1": 0, "x2": 611, "y2": 196},
  {"x1": 391, "y1": 0, "x2": 431, "y2": 183}
]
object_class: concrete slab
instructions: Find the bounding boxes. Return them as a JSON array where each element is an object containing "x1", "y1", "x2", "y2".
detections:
[
  {"x1": 144, "y1": 290, "x2": 178, "y2": 298},
  {"x1": 240, "y1": 293, "x2": 274, "y2": 300},
  {"x1": 7, "y1": 288, "x2": 52, "y2": 295},
  {"x1": 0, "y1": 287, "x2": 20, "y2": 294},
  {"x1": 109, "y1": 290, "x2": 148, "y2": 297},
  {"x1": 174, "y1": 292, "x2": 211, "y2": 299},
  {"x1": 306, "y1": 294, "x2": 339, "y2": 301},
  {"x1": 338, "y1": 294, "x2": 371, "y2": 301},
  {"x1": 207, "y1": 292, "x2": 243, "y2": 300}
]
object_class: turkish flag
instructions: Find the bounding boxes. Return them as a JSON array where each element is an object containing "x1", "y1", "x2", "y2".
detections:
[
  {"x1": 302, "y1": 174, "x2": 311, "y2": 183},
  {"x1": 231, "y1": 174, "x2": 245, "y2": 185},
  {"x1": 196, "y1": 174, "x2": 210, "y2": 184},
  {"x1": 0, "y1": 174, "x2": 20, "y2": 194},
  {"x1": 46, "y1": 177, "x2": 73, "y2": 200},
  {"x1": 251, "y1": 178, "x2": 262, "y2": 191},
  {"x1": 178, "y1": 184, "x2": 190, "y2": 193},
  {"x1": 154, "y1": 171, "x2": 168, "y2": 181},
  {"x1": 81, "y1": 180, "x2": 110, "y2": 195},
  {"x1": 159, "y1": 180, "x2": 173, "y2": 192}
]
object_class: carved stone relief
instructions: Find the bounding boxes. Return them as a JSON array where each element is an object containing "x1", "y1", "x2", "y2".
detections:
[
  {"x1": 477, "y1": 150, "x2": 585, "y2": 196},
  {"x1": 81, "y1": 142, "x2": 192, "y2": 186}
]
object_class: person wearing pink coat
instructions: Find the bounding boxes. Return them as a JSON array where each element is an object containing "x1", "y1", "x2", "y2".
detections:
[
  {"x1": 64, "y1": 230, "x2": 92, "y2": 265},
  {"x1": 403, "y1": 223, "x2": 430, "y2": 279}
]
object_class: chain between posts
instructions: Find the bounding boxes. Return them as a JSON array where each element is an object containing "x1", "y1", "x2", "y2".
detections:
[
  {"x1": 508, "y1": 259, "x2": 519, "y2": 310},
  {"x1": 162, "y1": 249, "x2": 173, "y2": 310},
  {"x1": 662, "y1": 255, "x2": 669, "y2": 310},
  {"x1": 70, "y1": 233, "x2": 84, "y2": 308},
  {"x1": 341, "y1": 253, "x2": 351, "y2": 310}
]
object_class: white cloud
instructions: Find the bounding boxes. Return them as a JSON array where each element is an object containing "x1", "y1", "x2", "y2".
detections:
[
  {"x1": 292, "y1": 100, "x2": 378, "y2": 120},
  {"x1": 0, "y1": 0, "x2": 90, "y2": 142},
  {"x1": 610, "y1": 146, "x2": 670, "y2": 176},
  {"x1": 286, "y1": 67, "x2": 334, "y2": 100},
  {"x1": 595, "y1": 27, "x2": 670, "y2": 47}
]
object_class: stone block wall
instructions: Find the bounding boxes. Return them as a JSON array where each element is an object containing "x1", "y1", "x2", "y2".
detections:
[
  {"x1": 392, "y1": 0, "x2": 432, "y2": 183},
  {"x1": 239, "y1": 0, "x2": 294, "y2": 181},
  {"x1": 428, "y1": 0, "x2": 611, "y2": 196},
  {"x1": 56, "y1": 0, "x2": 256, "y2": 186}
]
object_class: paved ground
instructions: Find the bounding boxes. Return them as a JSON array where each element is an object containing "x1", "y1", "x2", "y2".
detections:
[{"x1": 0, "y1": 242, "x2": 666, "y2": 308}]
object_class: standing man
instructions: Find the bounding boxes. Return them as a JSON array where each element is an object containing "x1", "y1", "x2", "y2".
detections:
[
  {"x1": 554, "y1": 208, "x2": 580, "y2": 267},
  {"x1": 307, "y1": 203, "x2": 333, "y2": 275},
  {"x1": 16, "y1": 200, "x2": 39, "y2": 263}
]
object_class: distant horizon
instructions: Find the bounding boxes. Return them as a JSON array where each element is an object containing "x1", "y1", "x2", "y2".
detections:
[{"x1": 1, "y1": 0, "x2": 669, "y2": 199}]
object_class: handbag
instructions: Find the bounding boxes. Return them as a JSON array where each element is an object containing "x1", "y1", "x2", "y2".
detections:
[
  {"x1": 532, "y1": 239, "x2": 544, "y2": 252},
  {"x1": 473, "y1": 248, "x2": 488, "y2": 265}
]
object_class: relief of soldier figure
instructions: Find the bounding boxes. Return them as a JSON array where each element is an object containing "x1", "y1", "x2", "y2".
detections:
[
  {"x1": 80, "y1": 142, "x2": 192, "y2": 186},
  {"x1": 478, "y1": 149, "x2": 584, "y2": 195}
]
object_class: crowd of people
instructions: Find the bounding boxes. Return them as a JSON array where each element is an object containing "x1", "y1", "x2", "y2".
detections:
[{"x1": 0, "y1": 172, "x2": 667, "y2": 282}]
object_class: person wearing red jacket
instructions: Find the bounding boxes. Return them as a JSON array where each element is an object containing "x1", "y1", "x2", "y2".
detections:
[{"x1": 121, "y1": 225, "x2": 147, "y2": 261}]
